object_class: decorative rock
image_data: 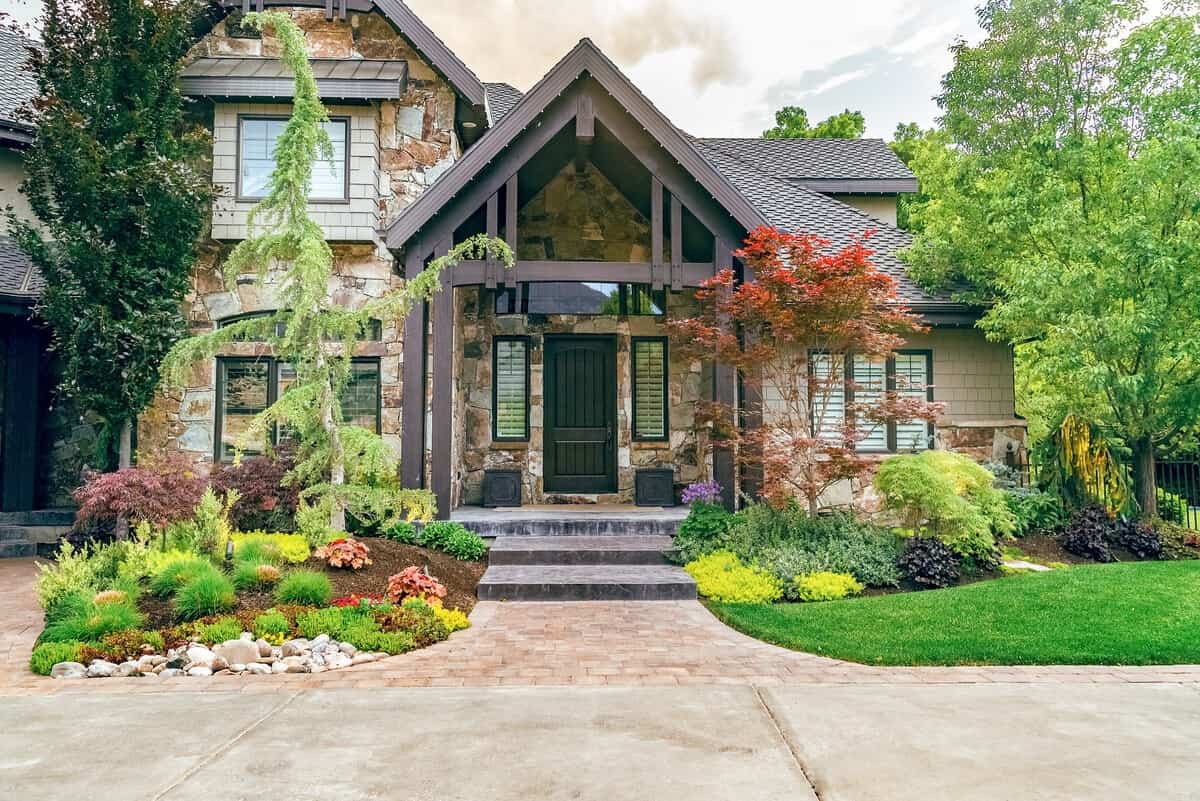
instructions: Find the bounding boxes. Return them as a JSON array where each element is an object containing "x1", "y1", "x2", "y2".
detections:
[
  {"x1": 86, "y1": 660, "x2": 118, "y2": 678},
  {"x1": 160, "y1": 669, "x2": 184, "y2": 678},
  {"x1": 311, "y1": 634, "x2": 330, "y2": 648},
  {"x1": 211, "y1": 657, "x2": 230, "y2": 673},
  {"x1": 50, "y1": 661, "x2": 87, "y2": 679},
  {"x1": 350, "y1": 653, "x2": 376, "y2": 666},
  {"x1": 282, "y1": 656, "x2": 309, "y2": 673},
  {"x1": 186, "y1": 666, "x2": 213, "y2": 677},
  {"x1": 324, "y1": 652, "x2": 352, "y2": 670},
  {"x1": 114, "y1": 661, "x2": 140, "y2": 678},
  {"x1": 138, "y1": 655, "x2": 166, "y2": 673},
  {"x1": 245, "y1": 662, "x2": 271, "y2": 676},
  {"x1": 185, "y1": 646, "x2": 216, "y2": 667},
  {"x1": 165, "y1": 657, "x2": 186, "y2": 670},
  {"x1": 281, "y1": 639, "x2": 309, "y2": 657},
  {"x1": 230, "y1": 664, "x2": 246, "y2": 673},
  {"x1": 271, "y1": 661, "x2": 288, "y2": 674},
  {"x1": 338, "y1": 642, "x2": 357, "y2": 657},
  {"x1": 256, "y1": 639, "x2": 272, "y2": 658}
]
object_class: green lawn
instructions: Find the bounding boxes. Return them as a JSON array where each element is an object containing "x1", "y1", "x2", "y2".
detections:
[{"x1": 708, "y1": 560, "x2": 1200, "y2": 666}]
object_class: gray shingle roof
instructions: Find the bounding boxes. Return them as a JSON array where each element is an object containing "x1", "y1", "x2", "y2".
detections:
[
  {"x1": 0, "y1": 29, "x2": 37, "y2": 135},
  {"x1": 690, "y1": 139, "x2": 952, "y2": 306},
  {"x1": 695, "y1": 137, "x2": 915, "y2": 186},
  {"x1": 0, "y1": 236, "x2": 42, "y2": 298},
  {"x1": 484, "y1": 82, "x2": 523, "y2": 124}
]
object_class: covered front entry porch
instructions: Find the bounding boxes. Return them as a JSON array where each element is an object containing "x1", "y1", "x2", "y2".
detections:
[{"x1": 390, "y1": 51, "x2": 762, "y2": 519}]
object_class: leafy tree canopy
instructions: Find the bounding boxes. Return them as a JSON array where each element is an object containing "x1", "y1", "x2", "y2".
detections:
[
  {"x1": 903, "y1": 0, "x2": 1200, "y2": 516},
  {"x1": 763, "y1": 106, "x2": 866, "y2": 139},
  {"x1": 9, "y1": 0, "x2": 212, "y2": 467}
]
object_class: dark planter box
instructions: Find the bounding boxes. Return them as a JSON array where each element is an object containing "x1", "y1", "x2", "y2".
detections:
[
  {"x1": 635, "y1": 468, "x2": 676, "y2": 507},
  {"x1": 483, "y1": 469, "x2": 523, "y2": 508}
]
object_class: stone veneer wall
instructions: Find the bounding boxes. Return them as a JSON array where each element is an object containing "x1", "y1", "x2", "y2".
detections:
[
  {"x1": 452, "y1": 287, "x2": 709, "y2": 506},
  {"x1": 138, "y1": 8, "x2": 458, "y2": 470}
]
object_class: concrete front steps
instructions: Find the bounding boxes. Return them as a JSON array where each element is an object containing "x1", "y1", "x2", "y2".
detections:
[{"x1": 478, "y1": 535, "x2": 697, "y2": 601}]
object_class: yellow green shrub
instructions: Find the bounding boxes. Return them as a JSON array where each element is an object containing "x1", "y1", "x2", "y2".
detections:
[
  {"x1": 684, "y1": 551, "x2": 782, "y2": 604},
  {"x1": 232, "y1": 532, "x2": 310, "y2": 564},
  {"x1": 433, "y1": 605, "x2": 471, "y2": 633},
  {"x1": 793, "y1": 571, "x2": 863, "y2": 602}
]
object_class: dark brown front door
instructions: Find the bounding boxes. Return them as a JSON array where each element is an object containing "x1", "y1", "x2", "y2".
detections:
[{"x1": 544, "y1": 335, "x2": 617, "y2": 493}]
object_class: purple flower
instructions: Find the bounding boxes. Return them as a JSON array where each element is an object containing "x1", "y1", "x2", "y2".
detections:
[{"x1": 681, "y1": 480, "x2": 723, "y2": 506}]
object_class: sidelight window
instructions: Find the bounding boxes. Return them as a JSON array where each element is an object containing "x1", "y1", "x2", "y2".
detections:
[
  {"x1": 492, "y1": 337, "x2": 530, "y2": 441},
  {"x1": 632, "y1": 338, "x2": 669, "y2": 441}
]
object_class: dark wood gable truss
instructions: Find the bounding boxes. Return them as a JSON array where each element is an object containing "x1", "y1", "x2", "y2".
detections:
[{"x1": 390, "y1": 40, "x2": 760, "y2": 517}]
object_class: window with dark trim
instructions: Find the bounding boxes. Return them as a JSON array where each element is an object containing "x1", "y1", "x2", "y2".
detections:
[
  {"x1": 217, "y1": 312, "x2": 382, "y2": 342},
  {"x1": 215, "y1": 356, "x2": 381, "y2": 461},
  {"x1": 492, "y1": 337, "x2": 530, "y2": 441},
  {"x1": 238, "y1": 116, "x2": 350, "y2": 201},
  {"x1": 632, "y1": 337, "x2": 669, "y2": 441},
  {"x1": 809, "y1": 350, "x2": 934, "y2": 453}
]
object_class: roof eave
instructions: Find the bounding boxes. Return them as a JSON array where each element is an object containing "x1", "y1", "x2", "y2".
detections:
[{"x1": 801, "y1": 179, "x2": 920, "y2": 194}]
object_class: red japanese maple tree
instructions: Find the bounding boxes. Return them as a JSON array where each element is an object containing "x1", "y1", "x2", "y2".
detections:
[{"x1": 667, "y1": 226, "x2": 942, "y2": 513}]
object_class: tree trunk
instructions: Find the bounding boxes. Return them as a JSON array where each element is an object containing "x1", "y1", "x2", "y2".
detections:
[
  {"x1": 114, "y1": 419, "x2": 133, "y2": 541},
  {"x1": 319, "y1": 370, "x2": 347, "y2": 532},
  {"x1": 1131, "y1": 435, "x2": 1157, "y2": 519}
]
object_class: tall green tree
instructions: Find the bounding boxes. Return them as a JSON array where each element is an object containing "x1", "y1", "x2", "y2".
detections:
[
  {"x1": 9, "y1": 0, "x2": 211, "y2": 469},
  {"x1": 904, "y1": 0, "x2": 1200, "y2": 517},
  {"x1": 162, "y1": 12, "x2": 511, "y2": 532},
  {"x1": 888, "y1": 122, "x2": 949, "y2": 231},
  {"x1": 763, "y1": 106, "x2": 866, "y2": 139}
]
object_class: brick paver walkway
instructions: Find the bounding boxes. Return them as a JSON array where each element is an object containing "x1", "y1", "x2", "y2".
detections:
[{"x1": 4, "y1": 557, "x2": 1199, "y2": 694}]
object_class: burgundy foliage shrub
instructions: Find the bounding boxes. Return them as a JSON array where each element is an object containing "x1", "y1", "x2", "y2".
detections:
[
  {"x1": 73, "y1": 454, "x2": 206, "y2": 529},
  {"x1": 210, "y1": 451, "x2": 300, "y2": 531}
]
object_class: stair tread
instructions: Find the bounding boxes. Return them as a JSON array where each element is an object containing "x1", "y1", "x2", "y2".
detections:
[
  {"x1": 480, "y1": 565, "x2": 695, "y2": 585},
  {"x1": 489, "y1": 536, "x2": 674, "y2": 551}
]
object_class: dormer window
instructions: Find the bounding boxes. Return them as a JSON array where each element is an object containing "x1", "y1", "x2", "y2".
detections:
[{"x1": 238, "y1": 115, "x2": 349, "y2": 201}]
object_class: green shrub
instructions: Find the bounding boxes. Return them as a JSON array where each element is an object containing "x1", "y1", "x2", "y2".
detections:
[
  {"x1": 374, "y1": 599, "x2": 450, "y2": 647},
  {"x1": 341, "y1": 624, "x2": 414, "y2": 655},
  {"x1": 39, "y1": 598, "x2": 145, "y2": 644},
  {"x1": 295, "y1": 607, "x2": 350, "y2": 639},
  {"x1": 150, "y1": 557, "x2": 220, "y2": 598},
  {"x1": 383, "y1": 521, "x2": 418, "y2": 544},
  {"x1": 173, "y1": 571, "x2": 236, "y2": 621},
  {"x1": 232, "y1": 560, "x2": 281, "y2": 592},
  {"x1": 875, "y1": 450, "x2": 1015, "y2": 562},
  {"x1": 195, "y1": 617, "x2": 244, "y2": 645},
  {"x1": 748, "y1": 510, "x2": 903, "y2": 591},
  {"x1": 1004, "y1": 488, "x2": 1066, "y2": 536},
  {"x1": 1156, "y1": 520, "x2": 1200, "y2": 560},
  {"x1": 420, "y1": 521, "x2": 466, "y2": 550},
  {"x1": 91, "y1": 629, "x2": 165, "y2": 662},
  {"x1": 684, "y1": 551, "x2": 783, "y2": 604},
  {"x1": 44, "y1": 590, "x2": 93, "y2": 626},
  {"x1": 671, "y1": 502, "x2": 736, "y2": 564},
  {"x1": 35, "y1": 541, "x2": 101, "y2": 612},
  {"x1": 1156, "y1": 488, "x2": 1190, "y2": 525},
  {"x1": 794, "y1": 571, "x2": 863, "y2": 602},
  {"x1": 253, "y1": 609, "x2": 292, "y2": 639},
  {"x1": 274, "y1": 570, "x2": 333, "y2": 606},
  {"x1": 233, "y1": 539, "x2": 282, "y2": 566},
  {"x1": 441, "y1": 527, "x2": 487, "y2": 561},
  {"x1": 30, "y1": 641, "x2": 83, "y2": 675}
]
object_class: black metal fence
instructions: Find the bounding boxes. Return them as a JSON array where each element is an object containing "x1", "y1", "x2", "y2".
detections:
[{"x1": 1004, "y1": 449, "x2": 1200, "y2": 529}]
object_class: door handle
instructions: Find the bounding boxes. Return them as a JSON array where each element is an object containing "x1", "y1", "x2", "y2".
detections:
[{"x1": 606, "y1": 424, "x2": 613, "y2": 445}]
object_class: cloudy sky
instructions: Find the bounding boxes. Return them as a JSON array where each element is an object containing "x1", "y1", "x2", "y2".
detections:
[{"x1": 4, "y1": 0, "x2": 988, "y2": 138}]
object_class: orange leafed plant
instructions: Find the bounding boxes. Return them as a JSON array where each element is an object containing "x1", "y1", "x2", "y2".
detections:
[{"x1": 313, "y1": 537, "x2": 372, "y2": 570}]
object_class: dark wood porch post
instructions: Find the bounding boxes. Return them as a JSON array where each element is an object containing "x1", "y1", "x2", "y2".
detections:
[
  {"x1": 400, "y1": 244, "x2": 427, "y2": 491},
  {"x1": 505, "y1": 174, "x2": 518, "y2": 285},
  {"x1": 651, "y1": 176, "x2": 664, "y2": 291},
  {"x1": 712, "y1": 239, "x2": 736, "y2": 510},
  {"x1": 430, "y1": 235, "x2": 455, "y2": 519},
  {"x1": 485, "y1": 192, "x2": 499, "y2": 289}
]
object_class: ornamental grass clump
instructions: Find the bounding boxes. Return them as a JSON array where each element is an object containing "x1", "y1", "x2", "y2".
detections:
[
  {"x1": 684, "y1": 551, "x2": 783, "y2": 604},
  {"x1": 233, "y1": 532, "x2": 310, "y2": 564},
  {"x1": 38, "y1": 597, "x2": 145, "y2": 644},
  {"x1": 793, "y1": 571, "x2": 863, "y2": 602},
  {"x1": 233, "y1": 561, "x2": 282, "y2": 591},
  {"x1": 274, "y1": 570, "x2": 333, "y2": 606},
  {"x1": 174, "y1": 571, "x2": 237, "y2": 621},
  {"x1": 150, "y1": 557, "x2": 221, "y2": 598}
]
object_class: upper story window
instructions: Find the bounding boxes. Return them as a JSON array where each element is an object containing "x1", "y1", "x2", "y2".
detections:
[
  {"x1": 238, "y1": 116, "x2": 349, "y2": 201},
  {"x1": 495, "y1": 283, "x2": 666, "y2": 316}
]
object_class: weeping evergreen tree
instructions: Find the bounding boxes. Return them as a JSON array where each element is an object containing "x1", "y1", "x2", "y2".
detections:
[{"x1": 162, "y1": 12, "x2": 511, "y2": 533}]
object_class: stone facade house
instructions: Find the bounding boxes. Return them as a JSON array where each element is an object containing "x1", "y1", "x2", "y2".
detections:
[{"x1": 0, "y1": 2, "x2": 1025, "y2": 521}]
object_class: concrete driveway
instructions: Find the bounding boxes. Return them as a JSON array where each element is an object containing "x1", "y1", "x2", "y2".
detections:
[{"x1": 4, "y1": 683, "x2": 1199, "y2": 801}]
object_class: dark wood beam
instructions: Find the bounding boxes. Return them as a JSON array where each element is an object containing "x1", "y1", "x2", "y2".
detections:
[
  {"x1": 430, "y1": 235, "x2": 454, "y2": 519},
  {"x1": 651, "y1": 176, "x2": 664, "y2": 291},
  {"x1": 711, "y1": 238, "x2": 736, "y2": 510},
  {"x1": 505, "y1": 174, "x2": 518, "y2": 285},
  {"x1": 400, "y1": 245, "x2": 426, "y2": 491},
  {"x1": 670, "y1": 194, "x2": 683, "y2": 291},
  {"x1": 485, "y1": 192, "x2": 499, "y2": 289},
  {"x1": 575, "y1": 94, "x2": 595, "y2": 171}
]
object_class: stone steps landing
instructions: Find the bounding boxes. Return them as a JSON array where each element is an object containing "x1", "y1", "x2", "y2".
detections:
[
  {"x1": 0, "y1": 526, "x2": 36, "y2": 558},
  {"x1": 478, "y1": 535, "x2": 696, "y2": 601},
  {"x1": 452, "y1": 507, "x2": 687, "y2": 538}
]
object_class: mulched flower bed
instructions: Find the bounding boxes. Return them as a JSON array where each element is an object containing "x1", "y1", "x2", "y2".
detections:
[{"x1": 138, "y1": 538, "x2": 484, "y2": 630}]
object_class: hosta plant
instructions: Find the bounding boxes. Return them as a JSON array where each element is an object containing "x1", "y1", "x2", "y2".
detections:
[
  {"x1": 386, "y1": 566, "x2": 447, "y2": 605},
  {"x1": 314, "y1": 537, "x2": 372, "y2": 570}
]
